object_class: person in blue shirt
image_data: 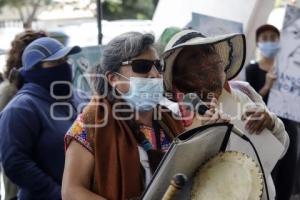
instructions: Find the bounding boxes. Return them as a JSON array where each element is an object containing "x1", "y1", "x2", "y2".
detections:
[
  {"x1": 0, "y1": 29, "x2": 48, "y2": 200},
  {"x1": 0, "y1": 37, "x2": 87, "y2": 200}
]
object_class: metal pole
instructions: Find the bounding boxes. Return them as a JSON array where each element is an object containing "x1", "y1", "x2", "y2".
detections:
[{"x1": 96, "y1": 0, "x2": 103, "y2": 45}]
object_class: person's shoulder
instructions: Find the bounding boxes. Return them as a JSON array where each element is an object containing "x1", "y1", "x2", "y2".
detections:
[
  {"x1": 65, "y1": 97, "x2": 104, "y2": 154},
  {"x1": 229, "y1": 80, "x2": 257, "y2": 96},
  {"x1": 245, "y1": 60, "x2": 259, "y2": 71},
  {"x1": 65, "y1": 112, "x2": 95, "y2": 154},
  {"x1": 229, "y1": 80, "x2": 251, "y2": 90},
  {"x1": 5, "y1": 92, "x2": 32, "y2": 108},
  {"x1": 80, "y1": 95, "x2": 105, "y2": 125},
  {"x1": 229, "y1": 81, "x2": 263, "y2": 103},
  {"x1": 0, "y1": 93, "x2": 37, "y2": 123},
  {"x1": 0, "y1": 80, "x2": 18, "y2": 111},
  {"x1": 1, "y1": 88, "x2": 37, "y2": 114}
]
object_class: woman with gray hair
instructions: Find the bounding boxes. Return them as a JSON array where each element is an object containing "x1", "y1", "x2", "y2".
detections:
[{"x1": 62, "y1": 32, "x2": 186, "y2": 200}]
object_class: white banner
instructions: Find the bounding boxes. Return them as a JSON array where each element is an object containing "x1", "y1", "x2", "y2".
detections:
[{"x1": 268, "y1": 5, "x2": 300, "y2": 122}]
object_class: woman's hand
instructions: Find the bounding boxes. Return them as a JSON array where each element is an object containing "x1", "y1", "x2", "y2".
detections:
[
  {"x1": 259, "y1": 72, "x2": 276, "y2": 97},
  {"x1": 264, "y1": 72, "x2": 277, "y2": 89},
  {"x1": 242, "y1": 104, "x2": 275, "y2": 134},
  {"x1": 195, "y1": 98, "x2": 231, "y2": 126}
]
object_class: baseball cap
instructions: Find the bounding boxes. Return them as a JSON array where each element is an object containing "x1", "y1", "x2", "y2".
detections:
[{"x1": 21, "y1": 37, "x2": 81, "y2": 71}]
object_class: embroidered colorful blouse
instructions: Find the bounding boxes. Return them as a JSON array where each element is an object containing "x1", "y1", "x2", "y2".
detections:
[{"x1": 65, "y1": 114, "x2": 171, "y2": 154}]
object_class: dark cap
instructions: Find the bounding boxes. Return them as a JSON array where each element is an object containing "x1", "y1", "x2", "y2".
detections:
[
  {"x1": 256, "y1": 24, "x2": 280, "y2": 42},
  {"x1": 21, "y1": 37, "x2": 81, "y2": 71}
]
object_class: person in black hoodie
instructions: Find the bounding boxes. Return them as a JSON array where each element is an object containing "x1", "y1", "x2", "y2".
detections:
[{"x1": 0, "y1": 37, "x2": 87, "y2": 200}]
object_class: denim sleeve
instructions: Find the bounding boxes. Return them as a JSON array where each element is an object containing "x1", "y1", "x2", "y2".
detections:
[{"x1": 0, "y1": 107, "x2": 61, "y2": 200}]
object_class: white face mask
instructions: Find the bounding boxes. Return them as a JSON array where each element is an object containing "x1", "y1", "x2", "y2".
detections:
[
  {"x1": 258, "y1": 42, "x2": 280, "y2": 58},
  {"x1": 115, "y1": 73, "x2": 164, "y2": 111}
]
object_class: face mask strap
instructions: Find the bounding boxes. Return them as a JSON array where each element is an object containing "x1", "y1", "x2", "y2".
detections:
[
  {"x1": 113, "y1": 72, "x2": 130, "y2": 80},
  {"x1": 110, "y1": 72, "x2": 131, "y2": 98}
]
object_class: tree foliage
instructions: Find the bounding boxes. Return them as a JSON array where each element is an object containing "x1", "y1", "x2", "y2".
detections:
[
  {"x1": 102, "y1": 0, "x2": 159, "y2": 20},
  {"x1": 0, "y1": 0, "x2": 159, "y2": 26},
  {"x1": 0, "y1": 0, "x2": 52, "y2": 28}
]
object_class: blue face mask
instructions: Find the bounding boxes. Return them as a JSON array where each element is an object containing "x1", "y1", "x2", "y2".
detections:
[
  {"x1": 115, "y1": 74, "x2": 164, "y2": 112},
  {"x1": 258, "y1": 42, "x2": 280, "y2": 58}
]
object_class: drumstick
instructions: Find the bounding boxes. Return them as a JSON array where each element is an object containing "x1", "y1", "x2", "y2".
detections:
[{"x1": 161, "y1": 173, "x2": 188, "y2": 200}]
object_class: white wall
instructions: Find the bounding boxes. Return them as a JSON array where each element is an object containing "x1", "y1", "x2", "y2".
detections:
[{"x1": 153, "y1": 0, "x2": 276, "y2": 79}]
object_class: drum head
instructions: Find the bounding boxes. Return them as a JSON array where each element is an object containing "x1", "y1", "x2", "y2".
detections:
[{"x1": 191, "y1": 151, "x2": 263, "y2": 200}]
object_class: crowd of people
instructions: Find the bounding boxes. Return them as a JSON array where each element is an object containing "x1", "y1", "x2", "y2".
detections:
[{"x1": 0, "y1": 24, "x2": 298, "y2": 200}]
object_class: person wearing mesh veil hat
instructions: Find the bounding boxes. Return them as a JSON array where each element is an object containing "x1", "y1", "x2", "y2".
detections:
[{"x1": 162, "y1": 29, "x2": 290, "y2": 200}]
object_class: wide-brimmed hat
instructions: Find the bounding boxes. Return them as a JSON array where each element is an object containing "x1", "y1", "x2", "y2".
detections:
[
  {"x1": 162, "y1": 29, "x2": 246, "y2": 92},
  {"x1": 21, "y1": 37, "x2": 81, "y2": 71}
]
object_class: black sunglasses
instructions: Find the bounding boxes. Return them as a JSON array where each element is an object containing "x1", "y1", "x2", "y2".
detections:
[{"x1": 121, "y1": 59, "x2": 164, "y2": 74}]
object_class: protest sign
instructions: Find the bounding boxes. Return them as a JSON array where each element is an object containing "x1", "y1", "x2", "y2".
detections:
[
  {"x1": 68, "y1": 45, "x2": 102, "y2": 93},
  {"x1": 268, "y1": 5, "x2": 300, "y2": 122},
  {"x1": 186, "y1": 12, "x2": 243, "y2": 36}
]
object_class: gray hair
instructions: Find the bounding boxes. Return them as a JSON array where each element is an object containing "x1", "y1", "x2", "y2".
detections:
[{"x1": 94, "y1": 32, "x2": 155, "y2": 95}]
